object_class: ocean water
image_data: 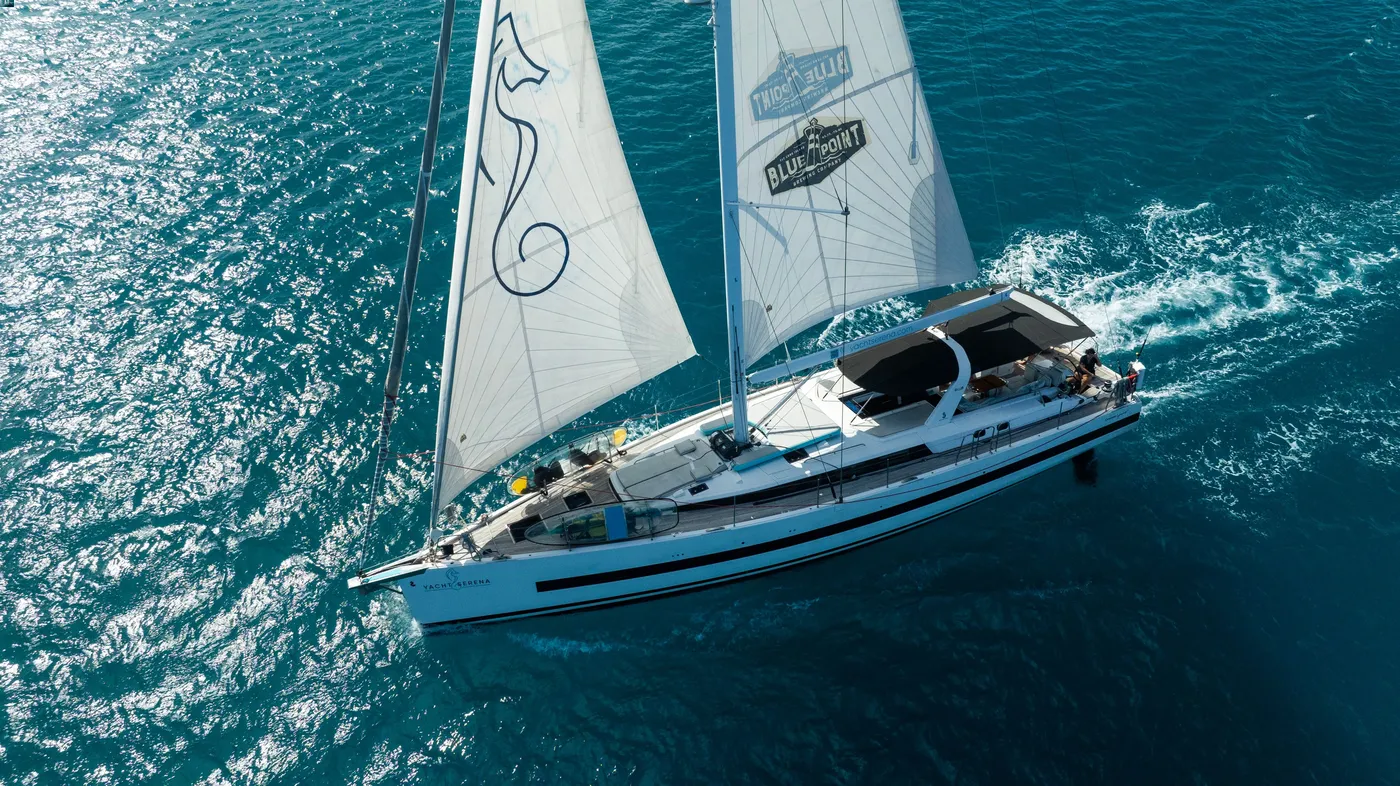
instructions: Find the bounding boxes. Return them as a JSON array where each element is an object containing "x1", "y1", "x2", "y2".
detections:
[{"x1": 3, "y1": 0, "x2": 1399, "y2": 781}]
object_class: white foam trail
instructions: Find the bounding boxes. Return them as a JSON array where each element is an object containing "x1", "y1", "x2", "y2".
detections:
[
  {"x1": 507, "y1": 632, "x2": 622, "y2": 657},
  {"x1": 982, "y1": 197, "x2": 1399, "y2": 357},
  {"x1": 795, "y1": 196, "x2": 1397, "y2": 364},
  {"x1": 976, "y1": 195, "x2": 1400, "y2": 515},
  {"x1": 808, "y1": 196, "x2": 1400, "y2": 362},
  {"x1": 790, "y1": 195, "x2": 1398, "y2": 414}
]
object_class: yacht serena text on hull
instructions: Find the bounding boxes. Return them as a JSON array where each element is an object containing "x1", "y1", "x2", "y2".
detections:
[{"x1": 350, "y1": 0, "x2": 1145, "y2": 627}]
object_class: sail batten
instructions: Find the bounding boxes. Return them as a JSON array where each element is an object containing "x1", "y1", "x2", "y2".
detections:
[
  {"x1": 724, "y1": 0, "x2": 976, "y2": 367},
  {"x1": 432, "y1": 0, "x2": 695, "y2": 512}
]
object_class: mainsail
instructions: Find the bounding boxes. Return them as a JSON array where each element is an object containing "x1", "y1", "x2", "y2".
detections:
[
  {"x1": 432, "y1": 0, "x2": 696, "y2": 512},
  {"x1": 725, "y1": 0, "x2": 977, "y2": 366}
]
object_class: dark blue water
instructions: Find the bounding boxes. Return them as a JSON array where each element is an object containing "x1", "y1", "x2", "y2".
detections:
[{"x1": 4, "y1": 0, "x2": 1399, "y2": 781}]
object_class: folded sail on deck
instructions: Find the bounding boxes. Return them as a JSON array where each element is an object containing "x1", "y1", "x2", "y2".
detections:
[
  {"x1": 726, "y1": 0, "x2": 977, "y2": 365},
  {"x1": 433, "y1": 0, "x2": 696, "y2": 511}
]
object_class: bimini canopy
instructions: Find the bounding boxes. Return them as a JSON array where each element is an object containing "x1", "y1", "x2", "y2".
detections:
[{"x1": 836, "y1": 287, "x2": 1094, "y2": 396}]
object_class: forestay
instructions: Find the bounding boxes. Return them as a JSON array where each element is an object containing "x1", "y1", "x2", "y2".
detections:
[
  {"x1": 726, "y1": 0, "x2": 977, "y2": 366},
  {"x1": 433, "y1": 0, "x2": 695, "y2": 512}
]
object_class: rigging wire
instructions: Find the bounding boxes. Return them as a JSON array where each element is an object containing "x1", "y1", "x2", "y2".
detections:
[
  {"x1": 726, "y1": 210, "x2": 827, "y2": 476},
  {"x1": 1022, "y1": 0, "x2": 1086, "y2": 228},
  {"x1": 727, "y1": 206, "x2": 793, "y2": 382},
  {"x1": 757, "y1": 0, "x2": 846, "y2": 208},
  {"x1": 957, "y1": 0, "x2": 1010, "y2": 283},
  {"x1": 836, "y1": 0, "x2": 850, "y2": 503}
]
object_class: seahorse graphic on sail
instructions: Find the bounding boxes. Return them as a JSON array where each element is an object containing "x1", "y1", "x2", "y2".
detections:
[{"x1": 483, "y1": 13, "x2": 569, "y2": 297}]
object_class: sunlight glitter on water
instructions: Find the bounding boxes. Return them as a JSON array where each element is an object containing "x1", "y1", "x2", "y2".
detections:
[{"x1": 5, "y1": 0, "x2": 1400, "y2": 780}]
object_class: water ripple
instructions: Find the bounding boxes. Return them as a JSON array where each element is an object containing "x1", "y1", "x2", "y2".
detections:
[{"x1": 4, "y1": 0, "x2": 1400, "y2": 781}]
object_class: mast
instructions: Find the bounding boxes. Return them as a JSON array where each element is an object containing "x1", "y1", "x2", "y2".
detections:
[
  {"x1": 711, "y1": 0, "x2": 750, "y2": 447},
  {"x1": 362, "y1": 0, "x2": 458, "y2": 558}
]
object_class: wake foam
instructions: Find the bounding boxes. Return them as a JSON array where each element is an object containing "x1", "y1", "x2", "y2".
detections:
[
  {"x1": 982, "y1": 197, "x2": 1398, "y2": 355},
  {"x1": 507, "y1": 632, "x2": 624, "y2": 657},
  {"x1": 984, "y1": 195, "x2": 1400, "y2": 515},
  {"x1": 806, "y1": 195, "x2": 1398, "y2": 403}
]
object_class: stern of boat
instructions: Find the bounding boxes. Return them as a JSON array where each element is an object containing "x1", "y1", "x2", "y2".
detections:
[{"x1": 1119, "y1": 359, "x2": 1146, "y2": 403}]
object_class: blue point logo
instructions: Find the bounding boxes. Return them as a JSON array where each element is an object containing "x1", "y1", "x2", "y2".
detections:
[{"x1": 750, "y1": 47, "x2": 852, "y2": 122}]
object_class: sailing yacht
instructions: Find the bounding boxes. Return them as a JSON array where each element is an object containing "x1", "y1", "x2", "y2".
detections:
[{"x1": 349, "y1": 0, "x2": 1145, "y2": 627}]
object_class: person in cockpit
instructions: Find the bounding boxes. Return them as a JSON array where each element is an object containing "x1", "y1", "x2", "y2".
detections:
[{"x1": 1071, "y1": 347, "x2": 1099, "y2": 393}]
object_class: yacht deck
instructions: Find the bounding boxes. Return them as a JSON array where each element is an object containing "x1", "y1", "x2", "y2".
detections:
[{"x1": 477, "y1": 391, "x2": 1117, "y2": 558}]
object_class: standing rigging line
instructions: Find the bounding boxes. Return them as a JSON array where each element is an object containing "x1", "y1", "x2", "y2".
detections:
[
  {"x1": 957, "y1": 0, "x2": 1009, "y2": 281},
  {"x1": 360, "y1": 0, "x2": 458, "y2": 573},
  {"x1": 836, "y1": 0, "x2": 849, "y2": 503},
  {"x1": 1023, "y1": 0, "x2": 1087, "y2": 227}
]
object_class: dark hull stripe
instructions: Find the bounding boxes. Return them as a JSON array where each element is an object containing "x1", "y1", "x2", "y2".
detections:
[
  {"x1": 424, "y1": 494, "x2": 994, "y2": 631},
  {"x1": 421, "y1": 411, "x2": 1138, "y2": 628}
]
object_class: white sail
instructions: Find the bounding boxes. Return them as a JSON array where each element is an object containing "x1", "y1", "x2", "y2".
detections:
[
  {"x1": 432, "y1": 0, "x2": 696, "y2": 511},
  {"x1": 725, "y1": 0, "x2": 976, "y2": 366}
]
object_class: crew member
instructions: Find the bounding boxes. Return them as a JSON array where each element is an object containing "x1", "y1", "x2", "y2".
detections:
[{"x1": 1072, "y1": 347, "x2": 1099, "y2": 393}]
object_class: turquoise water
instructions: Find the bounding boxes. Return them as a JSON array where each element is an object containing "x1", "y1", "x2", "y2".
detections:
[{"x1": 3, "y1": 0, "x2": 1400, "y2": 781}]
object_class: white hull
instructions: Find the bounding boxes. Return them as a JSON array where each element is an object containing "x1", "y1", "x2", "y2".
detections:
[{"x1": 397, "y1": 401, "x2": 1140, "y2": 628}]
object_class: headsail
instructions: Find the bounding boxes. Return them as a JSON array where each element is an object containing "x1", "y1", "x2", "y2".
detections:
[
  {"x1": 725, "y1": 0, "x2": 977, "y2": 366},
  {"x1": 432, "y1": 0, "x2": 696, "y2": 513}
]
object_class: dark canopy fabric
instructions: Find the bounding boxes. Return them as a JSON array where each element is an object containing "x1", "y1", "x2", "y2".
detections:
[{"x1": 836, "y1": 287, "x2": 1094, "y2": 396}]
